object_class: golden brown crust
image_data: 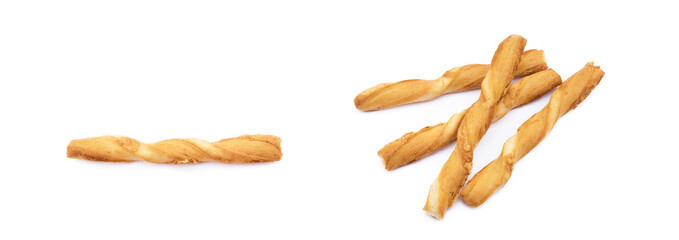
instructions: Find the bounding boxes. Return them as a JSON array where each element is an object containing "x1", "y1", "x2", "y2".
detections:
[
  {"x1": 460, "y1": 62, "x2": 604, "y2": 207},
  {"x1": 379, "y1": 69, "x2": 561, "y2": 171},
  {"x1": 353, "y1": 50, "x2": 547, "y2": 111},
  {"x1": 515, "y1": 49, "x2": 548, "y2": 77},
  {"x1": 66, "y1": 135, "x2": 283, "y2": 164},
  {"x1": 423, "y1": 34, "x2": 527, "y2": 219}
]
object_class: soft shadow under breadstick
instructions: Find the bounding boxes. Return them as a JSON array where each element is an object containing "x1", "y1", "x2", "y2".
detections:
[
  {"x1": 354, "y1": 49, "x2": 547, "y2": 111},
  {"x1": 423, "y1": 34, "x2": 526, "y2": 219},
  {"x1": 379, "y1": 69, "x2": 561, "y2": 171},
  {"x1": 460, "y1": 62, "x2": 604, "y2": 207},
  {"x1": 67, "y1": 135, "x2": 282, "y2": 164}
]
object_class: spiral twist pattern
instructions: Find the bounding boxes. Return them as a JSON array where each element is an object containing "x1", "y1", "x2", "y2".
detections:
[
  {"x1": 67, "y1": 135, "x2": 282, "y2": 164},
  {"x1": 354, "y1": 50, "x2": 547, "y2": 111},
  {"x1": 460, "y1": 62, "x2": 604, "y2": 207}
]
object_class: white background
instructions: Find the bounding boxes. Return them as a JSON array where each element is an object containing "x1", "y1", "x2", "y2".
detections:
[{"x1": 1, "y1": 0, "x2": 677, "y2": 239}]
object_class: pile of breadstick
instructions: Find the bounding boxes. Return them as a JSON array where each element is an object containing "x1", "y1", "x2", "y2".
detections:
[{"x1": 355, "y1": 34, "x2": 604, "y2": 219}]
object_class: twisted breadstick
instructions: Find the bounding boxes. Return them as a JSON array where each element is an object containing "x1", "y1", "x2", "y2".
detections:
[
  {"x1": 354, "y1": 49, "x2": 546, "y2": 111},
  {"x1": 460, "y1": 62, "x2": 604, "y2": 207},
  {"x1": 423, "y1": 34, "x2": 526, "y2": 219},
  {"x1": 379, "y1": 69, "x2": 561, "y2": 171},
  {"x1": 67, "y1": 135, "x2": 282, "y2": 164}
]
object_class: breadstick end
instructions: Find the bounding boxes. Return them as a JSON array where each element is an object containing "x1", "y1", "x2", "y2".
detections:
[
  {"x1": 380, "y1": 155, "x2": 393, "y2": 171},
  {"x1": 423, "y1": 180, "x2": 446, "y2": 219},
  {"x1": 460, "y1": 159, "x2": 507, "y2": 207},
  {"x1": 354, "y1": 83, "x2": 392, "y2": 111},
  {"x1": 215, "y1": 134, "x2": 283, "y2": 162},
  {"x1": 425, "y1": 210, "x2": 443, "y2": 220},
  {"x1": 66, "y1": 137, "x2": 138, "y2": 162},
  {"x1": 516, "y1": 49, "x2": 548, "y2": 76}
]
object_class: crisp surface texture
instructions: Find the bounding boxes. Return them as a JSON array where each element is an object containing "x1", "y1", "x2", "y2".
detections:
[
  {"x1": 460, "y1": 63, "x2": 604, "y2": 207},
  {"x1": 67, "y1": 135, "x2": 283, "y2": 164},
  {"x1": 1, "y1": 1, "x2": 677, "y2": 239},
  {"x1": 354, "y1": 50, "x2": 546, "y2": 111},
  {"x1": 379, "y1": 69, "x2": 561, "y2": 170},
  {"x1": 424, "y1": 34, "x2": 527, "y2": 219}
]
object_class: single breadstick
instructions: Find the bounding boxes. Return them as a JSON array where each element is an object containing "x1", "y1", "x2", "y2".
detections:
[
  {"x1": 379, "y1": 69, "x2": 561, "y2": 171},
  {"x1": 423, "y1": 34, "x2": 526, "y2": 219},
  {"x1": 461, "y1": 62, "x2": 604, "y2": 207},
  {"x1": 67, "y1": 135, "x2": 282, "y2": 164},
  {"x1": 354, "y1": 49, "x2": 546, "y2": 111}
]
